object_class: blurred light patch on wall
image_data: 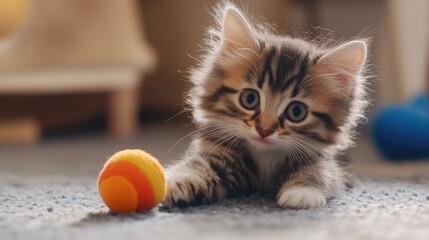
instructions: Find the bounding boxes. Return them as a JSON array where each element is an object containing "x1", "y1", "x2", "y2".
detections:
[{"x1": 0, "y1": 0, "x2": 30, "y2": 37}]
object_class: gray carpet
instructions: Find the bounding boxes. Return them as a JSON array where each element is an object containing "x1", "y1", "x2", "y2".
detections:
[
  {"x1": 1, "y1": 124, "x2": 429, "y2": 240},
  {"x1": 1, "y1": 176, "x2": 429, "y2": 240}
]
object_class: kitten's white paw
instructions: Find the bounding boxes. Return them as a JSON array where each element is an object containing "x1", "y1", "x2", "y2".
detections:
[
  {"x1": 277, "y1": 186, "x2": 326, "y2": 209},
  {"x1": 162, "y1": 173, "x2": 205, "y2": 208},
  {"x1": 162, "y1": 182, "x2": 190, "y2": 208}
]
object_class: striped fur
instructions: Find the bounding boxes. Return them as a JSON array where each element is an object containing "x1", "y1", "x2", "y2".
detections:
[{"x1": 163, "y1": 4, "x2": 369, "y2": 209}]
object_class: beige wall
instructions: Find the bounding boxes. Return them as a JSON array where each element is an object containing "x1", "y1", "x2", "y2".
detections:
[{"x1": 384, "y1": 0, "x2": 429, "y2": 102}]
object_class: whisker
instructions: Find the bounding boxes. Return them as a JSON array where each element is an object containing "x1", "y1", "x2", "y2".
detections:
[
  {"x1": 168, "y1": 125, "x2": 235, "y2": 153},
  {"x1": 292, "y1": 137, "x2": 323, "y2": 155},
  {"x1": 204, "y1": 132, "x2": 237, "y2": 156},
  {"x1": 207, "y1": 130, "x2": 241, "y2": 154},
  {"x1": 288, "y1": 138, "x2": 322, "y2": 183},
  {"x1": 164, "y1": 109, "x2": 192, "y2": 123}
]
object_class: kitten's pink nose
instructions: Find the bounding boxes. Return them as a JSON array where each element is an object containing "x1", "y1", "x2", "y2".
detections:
[{"x1": 256, "y1": 126, "x2": 274, "y2": 138}]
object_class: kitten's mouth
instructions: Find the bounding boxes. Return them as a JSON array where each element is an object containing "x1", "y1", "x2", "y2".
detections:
[{"x1": 252, "y1": 136, "x2": 272, "y2": 144}]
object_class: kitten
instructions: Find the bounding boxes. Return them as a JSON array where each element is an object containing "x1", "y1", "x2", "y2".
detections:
[{"x1": 163, "y1": 4, "x2": 368, "y2": 209}]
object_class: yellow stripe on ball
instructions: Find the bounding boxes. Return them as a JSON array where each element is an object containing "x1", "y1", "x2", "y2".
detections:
[
  {"x1": 107, "y1": 149, "x2": 166, "y2": 205},
  {"x1": 99, "y1": 176, "x2": 138, "y2": 213}
]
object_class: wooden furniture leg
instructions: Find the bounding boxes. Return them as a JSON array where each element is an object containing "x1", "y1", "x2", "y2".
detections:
[
  {"x1": 108, "y1": 87, "x2": 139, "y2": 137},
  {"x1": 0, "y1": 118, "x2": 40, "y2": 144}
]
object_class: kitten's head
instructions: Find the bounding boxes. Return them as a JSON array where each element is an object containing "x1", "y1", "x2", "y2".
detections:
[{"x1": 189, "y1": 5, "x2": 369, "y2": 153}]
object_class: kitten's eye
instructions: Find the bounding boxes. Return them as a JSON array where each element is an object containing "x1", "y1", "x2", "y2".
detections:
[
  {"x1": 284, "y1": 101, "x2": 308, "y2": 123},
  {"x1": 239, "y1": 89, "x2": 260, "y2": 110}
]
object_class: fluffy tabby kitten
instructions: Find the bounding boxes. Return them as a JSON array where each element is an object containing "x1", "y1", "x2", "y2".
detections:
[{"x1": 163, "y1": 4, "x2": 368, "y2": 209}]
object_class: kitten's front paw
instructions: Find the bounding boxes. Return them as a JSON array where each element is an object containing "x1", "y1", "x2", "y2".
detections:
[
  {"x1": 277, "y1": 186, "x2": 326, "y2": 209},
  {"x1": 162, "y1": 173, "x2": 205, "y2": 208}
]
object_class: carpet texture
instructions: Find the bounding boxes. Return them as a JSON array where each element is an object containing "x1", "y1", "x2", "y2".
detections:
[
  {"x1": 1, "y1": 125, "x2": 429, "y2": 239},
  {"x1": 1, "y1": 176, "x2": 429, "y2": 240}
]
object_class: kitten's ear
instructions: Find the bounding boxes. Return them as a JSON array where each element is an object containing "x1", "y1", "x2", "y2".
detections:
[
  {"x1": 221, "y1": 7, "x2": 257, "y2": 50},
  {"x1": 318, "y1": 41, "x2": 367, "y2": 76},
  {"x1": 316, "y1": 41, "x2": 367, "y2": 93}
]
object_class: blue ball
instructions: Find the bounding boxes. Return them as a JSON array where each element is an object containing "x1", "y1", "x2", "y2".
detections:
[
  {"x1": 372, "y1": 94, "x2": 429, "y2": 160},
  {"x1": 411, "y1": 94, "x2": 429, "y2": 109}
]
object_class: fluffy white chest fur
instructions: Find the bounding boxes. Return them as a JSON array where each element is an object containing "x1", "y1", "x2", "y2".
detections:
[{"x1": 247, "y1": 144, "x2": 285, "y2": 191}]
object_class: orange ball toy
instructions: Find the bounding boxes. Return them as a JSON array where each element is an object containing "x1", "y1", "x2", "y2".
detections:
[{"x1": 98, "y1": 149, "x2": 166, "y2": 213}]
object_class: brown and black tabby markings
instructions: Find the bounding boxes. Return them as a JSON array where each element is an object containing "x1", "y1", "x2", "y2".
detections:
[{"x1": 162, "y1": 4, "x2": 369, "y2": 209}]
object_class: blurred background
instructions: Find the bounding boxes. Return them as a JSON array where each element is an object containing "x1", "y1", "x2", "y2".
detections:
[{"x1": 0, "y1": 0, "x2": 428, "y2": 180}]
